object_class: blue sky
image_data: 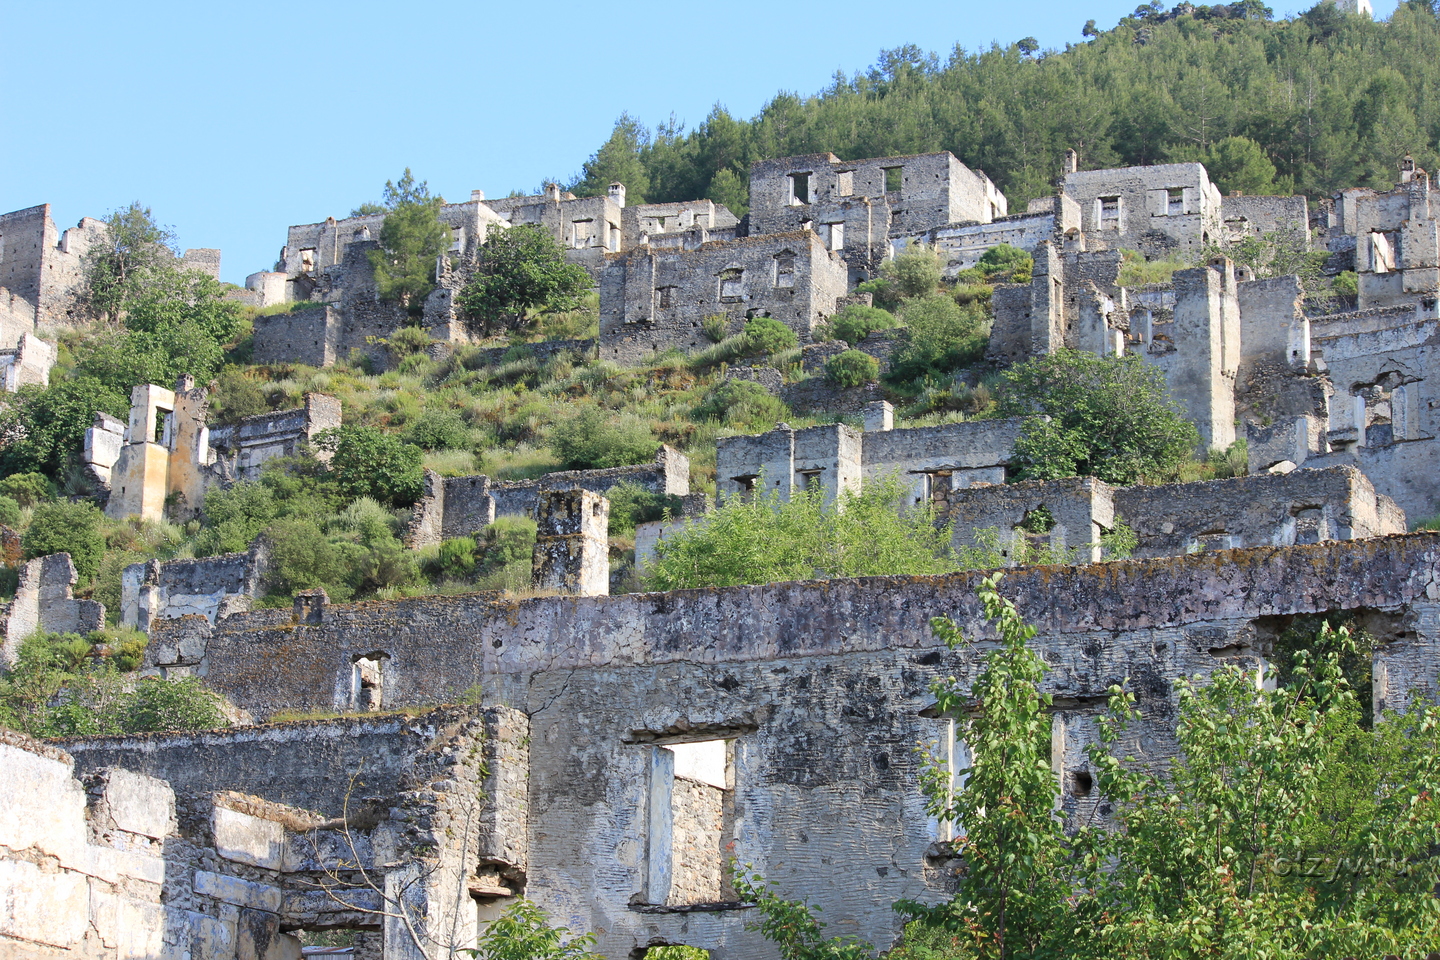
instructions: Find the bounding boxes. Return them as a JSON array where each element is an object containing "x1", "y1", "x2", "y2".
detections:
[{"x1": 1, "y1": 0, "x2": 1399, "y2": 284}]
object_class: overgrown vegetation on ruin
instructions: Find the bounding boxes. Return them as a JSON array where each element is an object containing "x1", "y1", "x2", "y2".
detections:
[{"x1": 734, "y1": 576, "x2": 1440, "y2": 958}]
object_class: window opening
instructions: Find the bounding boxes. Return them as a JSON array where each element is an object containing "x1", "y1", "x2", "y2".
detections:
[
  {"x1": 1098, "y1": 196, "x2": 1121, "y2": 230},
  {"x1": 571, "y1": 218, "x2": 595, "y2": 248},
  {"x1": 775, "y1": 252, "x2": 795, "y2": 289},
  {"x1": 300, "y1": 248, "x2": 317, "y2": 272},
  {"x1": 351, "y1": 654, "x2": 387, "y2": 711},
  {"x1": 796, "y1": 469, "x2": 822, "y2": 491},
  {"x1": 655, "y1": 286, "x2": 676, "y2": 310},
  {"x1": 1167, "y1": 187, "x2": 1185, "y2": 215},
  {"x1": 153, "y1": 409, "x2": 171, "y2": 445},
  {"x1": 836, "y1": 170, "x2": 854, "y2": 197},
  {"x1": 883, "y1": 166, "x2": 903, "y2": 193},
  {"x1": 823, "y1": 222, "x2": 845, "y2": 251},
  {"x1": 788, "y1": 172, "x2": 811, "y2": 205},
  {"x1": 645, "y1": 739, "x2": 735, "y2": 906},
  {"x1": 719, "y1": 268, "x2": 744, "y2": 302},
  {"x1": 732, "y1": 475, "x2": 757, "y2": 501}
]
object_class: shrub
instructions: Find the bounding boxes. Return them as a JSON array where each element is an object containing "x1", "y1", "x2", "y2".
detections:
[
  {"x1": 550, "y1": 406, "x2": 656, "y2": 470},
  {"x1": 829, "y1": 304, "x2": 896, "y2": 346},
  {"x1": 998, "y1": 349, "x2": 1201, "y2": 485},
  {"x1": 406, "y1": 408, "x2": 471, "y2": 451},
  {"x1": 0, "y1": 496, "x2": 20, "y2": 528},
  {"x1": 888, "y1": 295, "x2": 991, "y2": 385},
  {"x1": 825, "y1": 350, "x2": 880, "y2": 388},
  {"x1": 23, "y1": 501, "x2": 105, "y2": 581},
  {"x1": 0, "y1": 472, "x2": 55, "y2": 508},
  {"x1": 743, "y1": 316, "x2": 798, "y2": 356},
  {"x1": 692, "y1": 380, "x2": 788, "y2": 430},
  {"x1": 977, "y1": 242, "x2": 1034, "y2": 282},
  {"x1": 882, "y1": 244, "x2": 943, "y2": 299},
  {"x1": 702, "y1": 315, "x2": 728, "y2": 343},
  {"x1": 263, "y1": 516, "x2": 350, "y2": 600},
  {"x1": 606, "y1": 480, "x2": 682, "y2": 537},
  {"x1": 433, "y1": 536, "x2": 479, "y2": 580},
  {"x1": 121, "y1": 676, "x2": 226, "y2": 733}
]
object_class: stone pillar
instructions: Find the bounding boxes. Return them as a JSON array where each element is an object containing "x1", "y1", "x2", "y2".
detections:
[
  {"x1": 531, "y1": 488, "x2": 610, "y2": 597},
  {"x1": 864, "y1": 400, "x2": 893, "y2": 433}
]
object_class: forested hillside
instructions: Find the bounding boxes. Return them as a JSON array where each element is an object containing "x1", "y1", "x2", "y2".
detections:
[{"x1": 569, "y1": 1, "x2": 1440, "y2": 213}]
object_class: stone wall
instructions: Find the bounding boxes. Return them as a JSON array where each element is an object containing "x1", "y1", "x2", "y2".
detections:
[
  {"x1": 1221, "y1": 194, "x2": 1309, "y2": 241},
  {"x1": 599, "y1": 231, "x2": 849, "y2": 364},
  {"x1": 209, "y1": 393, "x2": 342, "y2": 483},
  {"x1": 0, "y1": 553, "x2": 105, "y2": 667},
  {"x1": 121, "y1": 540, "x2": 268, "y2": 633},
  {"x1": 250, "y1": 305, "x2": 340, "y2": 368},
  {"x1": 131, "y1": 533, "x2": 1440, "y2": 958},
  {"x1": 0, "y1": 331, "x2": 55, "y2": 391},
  {"x1": 1061, "y1": 162, "x2": 1224, "y2": 259},
  {"x1": 1112, "y1": 464, "x2": 1404, "y2": 557}
]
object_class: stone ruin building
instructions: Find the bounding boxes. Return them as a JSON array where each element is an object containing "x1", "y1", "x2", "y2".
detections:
[
  {"x1": 85, "y1": 379, "x2": 341, "y2": 523},
  {"x1": 4, "y1": 527, "x2": 1437, "y2": 958}
]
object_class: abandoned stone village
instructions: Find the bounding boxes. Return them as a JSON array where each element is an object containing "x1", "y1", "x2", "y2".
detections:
[{"x1": 8, "y1": 139, "x2": 1440, "y2": 959}]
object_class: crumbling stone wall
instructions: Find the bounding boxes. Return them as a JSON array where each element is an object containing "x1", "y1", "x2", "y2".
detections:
[
  {"x1": 133, "y1": 533, "x2": 1440, "y2": 958},
  {"x1": 0, "y1": 553, "x2": 105, "y2": 667},
  {"x1": 209, "y1": 393, "x2": 341, "y2": 483},
  {"x1": 0, "y1": 331, "x2": 55, "y2": 391},
  {"x1": 599, "y1": 231, "x2": 849, "y2": 363},
  {"x1": 531, "y1": 487, "x2": 610, "y2": 597},
  {"x1": 121, "y1": 540, "x2": 268, "y2": 632},
  {"x1": 1061, "y1": 162, "x2": 1224, "y2": 259},
  {"x1": 748, "y1": 151, "x2": 1006, "y2": 279},
  {"x1": 1221, "y1": 194, "x2": 1309, "y2": 242},
  {"x1": 483, "y1": 186, "x2": 622, "y2": 275},
  {"x1": 250, "y1": 304, "x2": 341, "y2": 367}
]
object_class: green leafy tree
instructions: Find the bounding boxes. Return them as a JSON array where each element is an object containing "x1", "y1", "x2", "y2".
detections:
[
  {"x1": 998, "y1": 349, "x2": 1200, "y2": 483},
  {"x1": 81, "y1": 203, "x2": 178, "y2": 325},
  {"x1": 0, "y1": 377, "x2": 124, "y2": 479},
  {"x1": 888, "y1": 296, "x2": 990, "y2": 385},
  {"x1": 648, "y1": 476, "x2": 956, "y2": 590},
  {"x1": 549, "y1": 406, "x2": 656, "y2": 470},
  {"x1": 0, "y1": 472, "x2": 55, "y2": 508},
  {"x1": 1198, "y1": 134, "x2": 1281, "y2": 195},
  {"x1": 458, "y1": 225, "x2": 593, "y2": 332},
  {"x1": 882, "y1": 244, "x2": 943, "y2": 300},
  {"x1": 23, "y1": 501, "x2": 106, "y2": 581},
  {"x1": 120, "y1": 676, "x2": 226, "y2": 733},
  {"x1": 313, "y1": 426, "x2": 425, "y2": 507},
  {"x1": 692, "y1": 379, "x2": 789, "y2": 430},
  {"x1": 368, "y1": 169, "x2": 452, "y2": 312}
]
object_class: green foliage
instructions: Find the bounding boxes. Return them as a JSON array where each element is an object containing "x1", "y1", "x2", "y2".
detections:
[
  {"x1": 194, "y1": 481, "x2": 277, "y2": 556},
  {"x1": 647, "y1": 476, "x2": 956, "y2": 590},
  {"x1": 743, "y1": 316, "x2": 798, "y2": 356},
  {"x1": 432, "y1": 536, "x2": 478, "y2": 580},
  {"x1": 998, "y1": 349, "x2": 1200, "y2": 484},
  {"x1": 1195, "y1": 134, "x2": 1283, "y2": 194},
  {"x1": 732, "y1": 870, "x2": 876, "y2": 960},
  {"x1": 0, "y1": 496, "x2": 20, "y2": 528},
  {"x1": 828, "y1": 304, "x2": 895, "y2": 346},
  {"x1": 476, "y1": 516, "x2": 538, "y2": 586},
  {"x1": 367, "y1": 169, "x2": 452, "y2": 312},
  {"x1": 470, "y1": 897, "x2": 599, "y2": 960},
  {"x1": 209, "y1": 367, "x2": 271, "y2": 424},
  {"x1": 1205, "y1": 226, "x2": 1328, "y2": 292},
  {"x1": 0, "y1": 632, "x2": 223, "y2": 738},
  {"x1": 882, "y1": 245, "x2": 943, "y2": 299},
  {"x1": 606, "y1": 480, "x2": 681, "y2": 537},
  {"x1": 1335, "y1": 269, "x2": 1360, "y2": 299},
  {"x1": 0, "y1": 472, "x2": 55, "y2": 508},
  {"x1": 81, "y1": 202, "x2": 179, "y2": 325},
  {"x1": 903, "y1": 576, "x2": 1072, "y2": 957},
  {"x1": 549, "y1": 406, "x2": 656, "y2": 470},
  {"x1": 458, "y1": 225, "x2": 593, "y2": 332},
  {"x1": 569, "y1": 113, "x2": 651, "y2": 204},
  {"x1": 263, "y1": 516, "x2": 351, "y2": 600},
  {"x1": 314, "y1": 426, "x2": 425, "y2": 507},
  {"x1": 23, "y1": 501, "x2": 105, "y2": 581},
  {"x1": 0, "y1": 378, "x2": 129, "y2": 478},
  {"x1": 564, "y1": 9, "x2": 1440, "y2": 216},
  {"x1": 824, "y1": 350, "x2": 879, "y2": 388},
  {"x1": 888, "y1": 296, "x2": 990, "y2": 385},
  {"x1": 1116, "y1": 248, "x2": 1185, "y2": 287},
  {"x1": 701, "y1": 315, "x2": 728, "y2": 343},
  {"x1": 121, "y1": 676, "x2": 226, "y2": 733},
  {"x1": 405, "y1": 407, "x2": 471, "y2": 451},
  {"x1": 692, "y1": 380, "x2": 788, "y2": 430},
  {"x1": 975, "y1": 243, "x2": 1034, "y2": 283}
]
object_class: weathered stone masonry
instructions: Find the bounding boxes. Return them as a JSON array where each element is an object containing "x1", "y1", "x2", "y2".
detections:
[{"x1": 121, "y1": 533, "x2": 1440, "y2": 958}]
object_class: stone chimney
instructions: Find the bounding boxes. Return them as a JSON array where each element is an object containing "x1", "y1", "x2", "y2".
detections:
[
  {"x1": 1064, "y1": 149, "x2": 1079, "y2": 175},
  {"x1": 471, "y1": 189, "x2": 486, "y2": 202},
  {"x1": 532, "y1": 488, "x2": 610, "y2": 597},
  {"x1": 545, "y1": 182, "x2": 562, "y2": 202},
  {"x1": 608, "y1": 182, "x2": 627, "y2": 208}
]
